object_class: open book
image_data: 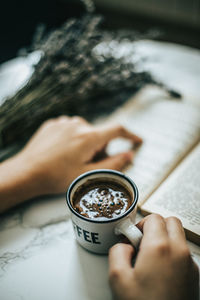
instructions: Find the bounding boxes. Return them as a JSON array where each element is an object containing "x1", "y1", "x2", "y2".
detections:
[{"x1": 103, "y1": 86, "x2": 200, "y2": 245}]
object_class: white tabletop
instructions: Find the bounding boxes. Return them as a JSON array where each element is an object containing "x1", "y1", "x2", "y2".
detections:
[{"x1": 0, "y1": 40, "x2": 200, "y2": 300}]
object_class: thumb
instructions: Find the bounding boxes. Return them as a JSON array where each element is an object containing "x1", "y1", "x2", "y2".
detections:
[
  {"x1": 88, "y1": 151, "x2": 134, "y2": 171},
  {"x1": 109, "y1": 243, "x2": 135, "y2": 288}
]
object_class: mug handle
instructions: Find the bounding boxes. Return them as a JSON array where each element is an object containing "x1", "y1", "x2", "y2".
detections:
[{"x1": 115, "y1": 218, "x2": 143, "y2": 250}]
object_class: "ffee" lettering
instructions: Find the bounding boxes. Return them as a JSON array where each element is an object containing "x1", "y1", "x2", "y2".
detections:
[{"x1": 73, "y1": 222, "x2": 101, "y2": 244}]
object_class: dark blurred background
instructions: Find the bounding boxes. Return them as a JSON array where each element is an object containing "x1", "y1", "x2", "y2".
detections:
[{"x1": 0, "y1": 0, "x2": 200, "y2": 64}]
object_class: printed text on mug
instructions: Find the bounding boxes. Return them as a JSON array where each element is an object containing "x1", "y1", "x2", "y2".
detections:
[{"x1": 72, "y1": 221, "x2": 101, "y2": 244}]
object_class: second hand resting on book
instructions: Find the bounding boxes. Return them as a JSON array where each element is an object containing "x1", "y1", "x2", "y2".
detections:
[
  {"x1": 0, "y1": 116, "x2": 198, "y2": 300},
  {"x1": 0, "y1": 115, "x2": 142, "y2": 213}
]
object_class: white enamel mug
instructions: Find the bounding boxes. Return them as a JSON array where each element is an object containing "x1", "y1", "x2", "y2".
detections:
[{"x1": 66, "y1": 169, "x2": 142, "y2": 254}]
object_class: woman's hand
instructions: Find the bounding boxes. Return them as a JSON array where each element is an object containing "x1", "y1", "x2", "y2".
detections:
[
  {"x1": 109, "y1": 214, "x2": 199, "y2": 300},
  {"x1": 0, "y1": 116, "x2": 142, "y2": 212}
]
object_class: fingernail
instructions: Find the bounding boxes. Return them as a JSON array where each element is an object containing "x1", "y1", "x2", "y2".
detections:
[
  {"x1": 135, "y1": 137, "x2": 143, "y2": 144},
  {"x1": 123, "y1": 152, "x2": 134, "y2": 161}
]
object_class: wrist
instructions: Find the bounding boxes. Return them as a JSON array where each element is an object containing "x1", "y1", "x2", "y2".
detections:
[{"x1": 0, "y1": 153, "x2": 40, "y2": 213}]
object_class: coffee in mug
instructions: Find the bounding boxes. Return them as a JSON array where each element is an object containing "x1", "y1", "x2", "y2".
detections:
[
  {"x1": 72, "y1": 180, "x2": 133, "y2": 220},
  {"x1": 66, "y1": 169, "x2": 142, "y2": 254}
]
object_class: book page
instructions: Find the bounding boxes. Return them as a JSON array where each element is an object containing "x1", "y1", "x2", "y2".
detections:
[
  {"x1": 141, "y1": 143, "x2": 200, "y2": 243},
  {"x1": 104, "y1": 87, "x2": 200, "y2": 206}
]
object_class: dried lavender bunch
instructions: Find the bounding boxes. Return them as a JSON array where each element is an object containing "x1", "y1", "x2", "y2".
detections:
[{"x1": 0, "y1": 13, "x2": 180, "y2": 154}]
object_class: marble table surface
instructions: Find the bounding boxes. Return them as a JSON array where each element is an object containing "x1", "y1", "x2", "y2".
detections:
[{"x1": 0, "y1": 40, "x2": 200, "y2": 300}]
